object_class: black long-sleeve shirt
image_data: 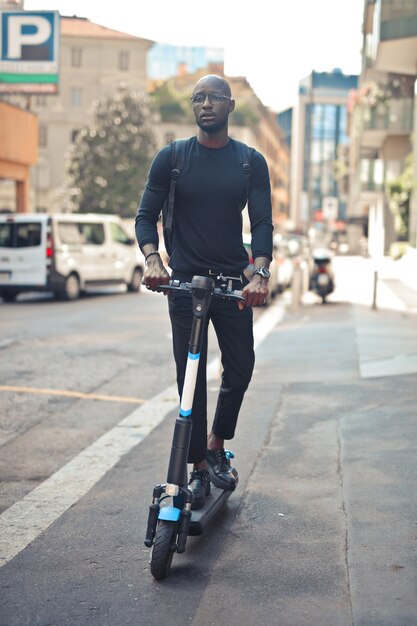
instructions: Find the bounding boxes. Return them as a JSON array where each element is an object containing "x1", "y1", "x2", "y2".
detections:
[{"x1": 135, "y1": 136, "x2": 273, "y2": 274}]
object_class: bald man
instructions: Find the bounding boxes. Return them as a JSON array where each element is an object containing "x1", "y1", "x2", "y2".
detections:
[{"x1": 136, "y1": 75, "x2": 273, "y2": 509}]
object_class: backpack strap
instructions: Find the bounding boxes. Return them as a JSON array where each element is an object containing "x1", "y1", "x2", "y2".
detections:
[
  {"x1": 231, "y1": 139, "x2": 254, "y2": 209},
  {"x1": 165, "y1": 138, "x2": 190, "y2": 233}
]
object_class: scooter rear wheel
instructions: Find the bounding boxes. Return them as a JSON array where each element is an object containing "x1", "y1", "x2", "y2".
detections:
[{"x1": 150, "y1": 520, "x2": 177, "y2": 580}]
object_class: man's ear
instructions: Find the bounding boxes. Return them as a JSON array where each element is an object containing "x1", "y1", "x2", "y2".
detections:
[{"x1": 229, "y1": 99, "x2": 236, "y2": 113}]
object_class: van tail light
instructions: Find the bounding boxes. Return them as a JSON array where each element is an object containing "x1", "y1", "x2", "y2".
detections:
[{"x1": 46, "y1": 232, "x2": 54, "y2": 258}]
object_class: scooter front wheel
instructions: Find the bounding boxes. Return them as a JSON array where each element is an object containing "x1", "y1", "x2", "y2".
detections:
[{"x1": 150, "y1": 520, "x2": 177, "y2": 580}]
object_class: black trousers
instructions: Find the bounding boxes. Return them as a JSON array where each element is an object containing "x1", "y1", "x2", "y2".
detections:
[{"x1": 168, "y1": 273, "x2": 255, "y2": 463}]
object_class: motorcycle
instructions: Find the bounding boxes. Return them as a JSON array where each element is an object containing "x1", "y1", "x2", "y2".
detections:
[{"x1": 310, "y1": 249, "x2": 335, "y2": 303}]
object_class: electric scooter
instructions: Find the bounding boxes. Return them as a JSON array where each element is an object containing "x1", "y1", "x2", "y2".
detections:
[{"x1": 144, "y1": 275, "x2": 243, "y2": 580}]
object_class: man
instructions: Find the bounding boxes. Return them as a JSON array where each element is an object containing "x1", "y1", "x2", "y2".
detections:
[{"x1": 135, "y1": 75, "x2": 273, "y2": 509}]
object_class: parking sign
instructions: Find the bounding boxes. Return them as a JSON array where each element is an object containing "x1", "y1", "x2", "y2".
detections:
[{"x1": 0, "y1": 10, "x2": 60, "y2": 93}]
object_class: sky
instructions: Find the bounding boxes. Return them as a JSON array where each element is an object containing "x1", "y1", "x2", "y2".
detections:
[{"x1": 24, "y1": 0, "x2": 365, "y2": 112}]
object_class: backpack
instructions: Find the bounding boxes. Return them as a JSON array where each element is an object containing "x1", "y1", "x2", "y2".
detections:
[{"x1": 162, "y1": 137, "x2": 253, "y2": 257}]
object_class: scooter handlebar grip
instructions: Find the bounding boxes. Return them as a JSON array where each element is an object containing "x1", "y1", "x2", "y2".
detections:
[{"x1": 160, "y1": 281, "x2": 244, "y2": 300}]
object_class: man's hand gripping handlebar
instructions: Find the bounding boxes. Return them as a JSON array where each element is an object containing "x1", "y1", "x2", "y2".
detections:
[{"x1": 160, "y1": 279, "x2": 245, "y2": 304}]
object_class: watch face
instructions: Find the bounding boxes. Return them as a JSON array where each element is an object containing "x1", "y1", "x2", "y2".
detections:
[{"x1": 255, "y1": 267, "x2": 271, "y2": 278}]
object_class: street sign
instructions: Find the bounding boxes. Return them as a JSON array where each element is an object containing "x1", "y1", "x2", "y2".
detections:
[{"x1": 0, "y1": 10, "x2": 60, "y2": 93}]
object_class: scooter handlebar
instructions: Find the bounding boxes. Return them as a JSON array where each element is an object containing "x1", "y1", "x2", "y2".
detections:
[{"x1": 159, "y1": 279, "x2": 245, "y2": 302}]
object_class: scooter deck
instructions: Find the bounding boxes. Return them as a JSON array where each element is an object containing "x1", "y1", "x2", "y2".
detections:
[{"x1": 188, "y1": 484, "x2": 234, "y2": 536}]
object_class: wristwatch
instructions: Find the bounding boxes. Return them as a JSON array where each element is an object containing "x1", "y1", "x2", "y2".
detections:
[{"x1": 253, "y1": 267, "x2": 271, "y2": 279}]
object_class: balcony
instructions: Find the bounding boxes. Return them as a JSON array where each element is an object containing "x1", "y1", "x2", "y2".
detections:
[
  {"x1": 361, "y1": 97, "x2": 413, "y2": 148},
  {"x1": 371, "y1": 0, "x2": 417, "y2": 73}
]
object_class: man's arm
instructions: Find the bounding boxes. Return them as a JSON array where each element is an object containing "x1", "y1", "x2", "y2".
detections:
[
  {"x1": 240, "y1": 151, "x2": 273, "y2": 309},
  {"x1": 135, "y1": 146, "x2": 172, "y2": 292}
]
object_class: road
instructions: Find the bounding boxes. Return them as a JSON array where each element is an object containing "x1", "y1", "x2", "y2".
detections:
[
  {"x1": 1, "y1": 258, "x2": 416, "y2": 626},
  {"x1": 0, "y1": 287, "x2": 177, "y2": 513},
  {"x1": 0, "y1": 284, "x2": 266, "y2": 514}
]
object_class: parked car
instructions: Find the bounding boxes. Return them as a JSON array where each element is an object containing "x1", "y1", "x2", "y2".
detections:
[
  {"x1": 273, "y1": 236, "x2": 295, "y2": 293},
  {"x1": 242, "y1": 233, "x2": 280, "y2": 304},
  {"x1": 0, "y1": 213, "x2": 144, "y2": 302}
]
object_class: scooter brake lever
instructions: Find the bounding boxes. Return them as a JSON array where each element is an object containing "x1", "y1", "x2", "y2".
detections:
[{"x1": 212, "y1": 287, "x2": 245, "y2": 301}]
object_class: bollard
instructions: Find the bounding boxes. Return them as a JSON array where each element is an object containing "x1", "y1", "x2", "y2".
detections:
[
  {"x1": 372, "y1": 270, "x2": 378, "y2": 310},
  {"x1": 291, "y1": 263, "x2": 302, "y2": 313}
]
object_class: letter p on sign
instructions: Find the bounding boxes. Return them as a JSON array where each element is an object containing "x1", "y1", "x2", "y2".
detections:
[{"x1": 2, "y1": 13, "x2": 55, "y2": 61}]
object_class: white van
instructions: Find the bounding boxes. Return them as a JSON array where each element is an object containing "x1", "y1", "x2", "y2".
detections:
[{"x1": 0, "y1": 213, "x2": 144, "y2": 302}]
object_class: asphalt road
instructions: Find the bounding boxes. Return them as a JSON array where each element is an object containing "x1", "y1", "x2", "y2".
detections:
[
  {"x1": 1, "y1": 260, "x2": 416, "y2": 626},
  {"x1": 0, "y1": 287, "x2": 178, "y2": 513}
]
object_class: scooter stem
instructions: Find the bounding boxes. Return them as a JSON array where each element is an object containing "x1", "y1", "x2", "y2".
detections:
[{"x1": 166, "y1": 276, "x2": 214, "y2": 486}]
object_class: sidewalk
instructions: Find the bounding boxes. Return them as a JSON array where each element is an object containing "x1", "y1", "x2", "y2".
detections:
[
  {"x1": 193, "y1": 256, "x2": 417, "y2": 626},
  {"x1": 329, "y1": 255, "x2": 417, "y2": 378}
]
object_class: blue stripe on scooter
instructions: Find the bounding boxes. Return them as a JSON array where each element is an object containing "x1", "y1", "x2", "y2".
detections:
[
  {"x1": 188, "y1": 352, "x2": 200, "y2": 360},
  {"x1": 158, "y1": 506, "x2": 181, "y2": 522},
  {"x1": 180, "y1": 407, "x2": 192, "y2": 416}
]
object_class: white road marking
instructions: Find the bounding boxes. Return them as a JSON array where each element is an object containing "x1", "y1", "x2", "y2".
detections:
[{"x1": 0, "y1": 300, "x2": 285, "y2": 567}]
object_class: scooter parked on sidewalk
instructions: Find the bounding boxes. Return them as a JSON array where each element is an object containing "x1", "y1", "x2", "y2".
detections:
[
  {"x1": 144, "y1": 275, "x2": 242, "y2": 580},
  {"x1": 310, "y1": 249, "x2": 335, "y2": 303}
]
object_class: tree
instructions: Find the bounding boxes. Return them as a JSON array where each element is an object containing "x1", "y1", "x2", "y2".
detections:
[
  {"x1": 150, "y1": 81, "x2": 193, "y2": 122},
  {"x1": 386, "y1": 153, "x2": 415, "y2": 242},
  {"x1": 65, "y1": 85, "x2": 158, "y2": 217}
]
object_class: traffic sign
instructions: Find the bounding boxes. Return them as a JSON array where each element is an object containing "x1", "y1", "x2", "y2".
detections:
[{"x1": 0, "y1": 10, "x2": 60, "y2": 93}]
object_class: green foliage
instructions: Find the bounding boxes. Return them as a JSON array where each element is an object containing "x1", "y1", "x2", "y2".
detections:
[
  {"x1": 150, "y1": 82, "x2": 192, "y2": 122},
  {"x1": 65, "y1": 86, "x2": 158, "y2": 217},
  {"x1": 231, "y1": 102, "x2": 259, "y2": 129},
  {"x1": 385, "y1": 154, "x2": 415, "y2": 241}
]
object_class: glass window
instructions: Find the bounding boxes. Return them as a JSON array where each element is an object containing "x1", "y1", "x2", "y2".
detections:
[
  {"x1": 0, "y1": 224, "x2": 13, "y2": 247},
  {"x1": 39, "y1": 124, "x2": 48, "y2": 147},
  {"x1": 311, "y1": 140, "x2": 322, "y2": 164},
  {"x1": 58, "y1": 222, "x2": 83, "y2": 245},
  {"x1": 0, "y1": 223, "x2": 41, "y2": 248},
  {"x1": 79, "y1": 223, "x2": 105, "y2": 245},
  {"x1": 119, "y1": 50, "x2": 129, "y2": 71},
  {"x1": 71, "y1": 88, "x2": 81, "y2": 107},
  {"x1": 71, "y1": 48, "x2": 82, "y2": 68},
  {"x1": 110, "y1": 222, "x2": 131, "y2": 245},
  {"x1": 322, "y1": 139, "x2": 336, "y2": 161}
]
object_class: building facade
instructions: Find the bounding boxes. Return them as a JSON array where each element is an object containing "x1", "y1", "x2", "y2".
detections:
[
  {"x1": 287, "y1": 70, "x2": 358, "y2": 236},
  {"x1": 0, "y1": 16, "x2": 153, "y2": 213},
  {"x1": 148, "y1": 43, "x2": 224, "y2": 81},
  {"x1": 348, "y1": 0, "x2": 417, "y2": 256},
  {"x1": 0, "y1": 101, "x2": 38, "y2": 212}
]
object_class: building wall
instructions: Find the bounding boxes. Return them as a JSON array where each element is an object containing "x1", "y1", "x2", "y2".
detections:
[
  {"x1": 148, "y1": 44, "x2": 224, "y2": 80},
  {"x1": 0, "y1": 101, "x2": 38, "y2": 212},
  {"x1": 290, "y1": 75, "x2": 356, "y2": 232},
  {"x1": 28, "y1": 18, "x2": 153, "y2": 213},
  {"x1": 350, "y1": 0, "x2": 417, "y2": 251}
]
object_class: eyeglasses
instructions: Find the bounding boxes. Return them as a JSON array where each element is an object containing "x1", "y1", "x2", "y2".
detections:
[{"x1": 190, "y1": 92, "x2": 231, "y2": 106}]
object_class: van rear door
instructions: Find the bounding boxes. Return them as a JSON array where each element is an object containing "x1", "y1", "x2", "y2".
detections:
[{"x1": 0, "y1": 216, "x2": 48, "y2": 287}]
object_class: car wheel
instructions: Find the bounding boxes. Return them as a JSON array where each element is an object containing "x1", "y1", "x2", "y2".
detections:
[
  {"x1": 60, "y1": 274, "x2": 80, "y2": 301},
  {"x1": 127, "y1": 267, "x2": 143, "y2": 292},
  {"x1": 1, "y1": 289, "x2": 18, "y2": 302}
]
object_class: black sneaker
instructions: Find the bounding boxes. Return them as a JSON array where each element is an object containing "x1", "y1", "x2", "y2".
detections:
[
  {"x1": 188, "y1": 469, "x2": 211, "y2": 510},
  {"x1": 205, "y1": 448, "x2": 237, "y2": 491}
]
